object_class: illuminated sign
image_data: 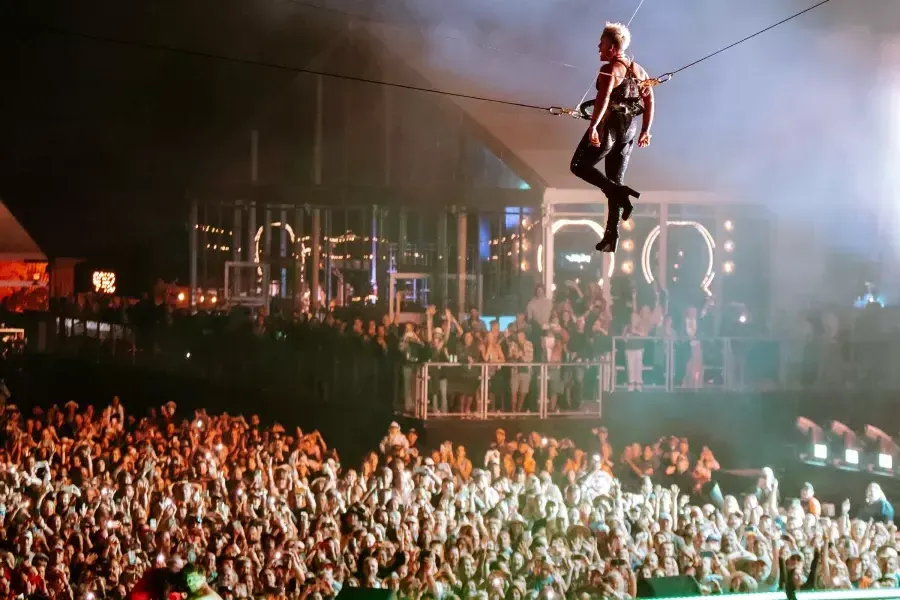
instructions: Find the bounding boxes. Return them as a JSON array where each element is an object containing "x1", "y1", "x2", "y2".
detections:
[
  {"x1": 92, "y1": 271, "x2": 116, "y2": 294},
  {"x1": 564, "y1": 253, "x2": 593, "y2": 264}
]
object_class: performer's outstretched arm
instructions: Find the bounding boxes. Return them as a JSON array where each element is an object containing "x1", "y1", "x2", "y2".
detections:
[{"x1": 588, "y1": 64, "x2": 616, "y2": 146}]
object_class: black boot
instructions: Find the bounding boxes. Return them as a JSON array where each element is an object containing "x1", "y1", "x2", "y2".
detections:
[
  {"x1": 595, "y1": 228, "x2": 619, "y2": 253},
  {"x1": 612, "y1": 184, "x2": 640, "y2": 222}
]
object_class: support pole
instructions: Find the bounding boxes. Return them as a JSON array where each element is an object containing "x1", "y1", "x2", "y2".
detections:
[
  {"x1": 457, "y1": 210, "x2": 467, "y2": 317},
  {"x1": 247, "y1": 203, "x2": 257, "y2": 266},
  {"x1": 189, "y1": 200, "x2": 198, "y2": 312},
  {"x1": 324, "y1": 209, "x2": 333, "y2": 308},
  {"x1": 280, "y1": 209, "x2": 288, "y2": 298},
  {"x1": 437, "y1": 212, "x2": 448, "y2": 308},
  {"x1": 371, "y1": 205, "x2": 378, "y2": 299},
  {"x1": 263, "y1": 207, "x2": 272, "y2": 298},
  {"x1": 542, "y1": 195, "x2": 554, "y2": 299},
  {"x1": 233, "y1": 206, "x2": 242, "y2": 296},
  {"x1": 294, "y1": 208, "x2": 304, "y2": 310},
  {"x1": 311, "y1": 209, "x2": 321, "y2": 312}
]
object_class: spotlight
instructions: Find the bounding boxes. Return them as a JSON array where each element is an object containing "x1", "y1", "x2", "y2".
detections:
[
  {"x1": 831, "y1": 421, "x2": 859, "y2": 468},
  {"x1": 622, "y1": 261, "x2": 634, "y2": 274},
  {"x1": 177, "y1": 292, "x2": 186, "y2": 302},
  {"x1": 865, "y1": 425, "x2": 898, "y2": 473},
  {"x1": 724, "y1": 240, "x2": 735, "y2": 252},
  {"x1": 724, "y1": 220, "x2": 734, "y2": 232},
  {"x1": 738, "y1": 313, "x2": 748, "y2": 324},
  {"x1": 621, "y1": 239, "x2": 634, "y2": 251},
  {"x1": 797, "y1": 417, "x2": 826, "y2": 463},
  {"x1": 622, "y1": 220, "x2": 634, "y2": 231},
  {"x1": 723, "y1": 261, "x2": 735, "y2": 274}
]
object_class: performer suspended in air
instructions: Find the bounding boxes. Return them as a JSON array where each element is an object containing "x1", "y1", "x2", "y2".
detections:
[{"x1": 570, "y1": 22, "x2": 654, "y2": 253}]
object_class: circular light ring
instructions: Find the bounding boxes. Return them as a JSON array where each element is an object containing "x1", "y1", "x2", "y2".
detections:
[
  {"x1": 641, "y1": 220, "x2": 716, "y2": 295},
  {"x1": 537, "y1": 219, "x2": 616, "y2": 283},
  {"x1": 254, "y1": 222, "x2": 297, "y2": 278}
]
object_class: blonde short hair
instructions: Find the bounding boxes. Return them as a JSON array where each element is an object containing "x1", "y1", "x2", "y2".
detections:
[{"x1": 602, "y1": 22, "x2": 631, "y2": 51}]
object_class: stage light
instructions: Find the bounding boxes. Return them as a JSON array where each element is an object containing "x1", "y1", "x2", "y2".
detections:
[
  {"x1": 177, "y1": 292, "x2": 186, "y2": 302},
  {"x1": 724, "y1": 220, "x2": 734, "y2": 231},
  {"x1": 621, "y1": 239, "x2": 634, "y2": 251},
  {"x1": 724, "y1": 240, "x2": 735, "y2": 252},
  {"x1": 797, "y1": 417, "x2": 826, "y2": 463},
  {"x1": 622, "y1": 260, "x2": 634, "y2": 274},
  {"x1": 92, "y1": 271, "x2": 117, "y2": 294},
  {"x1": 832, "y1": 421, "x2": 859, "y2": 467},
  {"x1": 622, "y1": 219, "x2": 634, "y2": 231},
  {"x1": 865, "y1": 425, "x2": 897, "y2": 473},
  {"x1": 723, "y1": 261, "x2": 735, "y2": 274},
  {"x1": 739, "y1": 313, "x2": 748, "y2": 324}
]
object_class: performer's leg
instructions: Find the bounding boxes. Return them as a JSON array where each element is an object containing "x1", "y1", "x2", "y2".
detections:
[
  {"x1": 603, "y1": 121, "x2": 638, "y2": 232},
  {"x1": 569, "y1": 128, "x2": 617, "y2": 195}
]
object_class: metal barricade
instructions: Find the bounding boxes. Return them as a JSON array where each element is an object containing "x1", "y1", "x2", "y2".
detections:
[{"x1": 414, "y1": 359, "x2": 611, "y2": 420}]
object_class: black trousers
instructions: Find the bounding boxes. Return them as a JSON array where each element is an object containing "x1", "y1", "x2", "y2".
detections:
[{"x1": 569, "y1": 112, "x2": 638, "y2": 232}]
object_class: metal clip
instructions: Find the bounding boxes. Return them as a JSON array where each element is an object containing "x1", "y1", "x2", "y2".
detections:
[
  {"x1": 641, "y1": 72, "x2": 673, "y2": 89},
  {"x1": 548, "y1": 106, "x2": 574, "y2": 117}
]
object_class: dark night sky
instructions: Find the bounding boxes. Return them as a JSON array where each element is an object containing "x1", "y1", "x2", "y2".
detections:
[
  {"x1": 2, "y1": 0, "x2": 899, "y2": 291},
  {"x1": 0, "y1": 0, "x2": 359, "y2": 286}
]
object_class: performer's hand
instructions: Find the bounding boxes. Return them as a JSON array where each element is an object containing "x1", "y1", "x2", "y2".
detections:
[
  {"x1": 638, "y1": 131, "x2": 652, "y2": 148},
  {"x1": 589, "y1": 127, "x2": 601, "y2": 147}
]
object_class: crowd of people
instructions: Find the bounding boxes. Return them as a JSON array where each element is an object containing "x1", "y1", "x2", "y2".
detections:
[{"x1": 1, "y1": 393, "x2": 898, "y2": 600}]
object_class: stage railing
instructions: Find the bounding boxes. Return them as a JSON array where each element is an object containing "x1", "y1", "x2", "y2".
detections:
[
  {"x1": 37, "y1": 314, "x2": 900, "y2": 401},
  {"x1": 404, "y1": 360, "x2": 613, "y2": 421}
]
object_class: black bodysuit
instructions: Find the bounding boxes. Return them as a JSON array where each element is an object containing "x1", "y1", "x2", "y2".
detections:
[{"x1": 569, "y1": 58, "x2": 644, "y2": 230}]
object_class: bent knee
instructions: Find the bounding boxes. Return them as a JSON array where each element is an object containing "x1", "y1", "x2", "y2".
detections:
[{"x1": 569, "y1": 158, "x2": 583, "y2": 176}]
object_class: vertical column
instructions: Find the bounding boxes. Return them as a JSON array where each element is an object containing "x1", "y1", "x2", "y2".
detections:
[
  {"x1": 713, "y1": 205, "x2": 726, "y2": 332},
  {"x1": 658, "y1": 203, "x2": 669, "y2": 291},
  {"x1": 383, "y1": 87, "x2": 392, "y2": 185},
  {"x1": 233, "y1": 205, "x2": 242, "y2": 296},
  {"x1": 542, "y1": 197, "x2": 554, "y2": 298},
  {"x1": 371, "y1": 205, "x2": 379, "y2": 299},
  {"x1": 189, "y1": 200, "x2": 198, "y2": 312},
  {"x1": 313, "y1": 75, "x2": 323, "y2": 185},
  {"x1": 457, "y1": 210, "x2": 467, "y2": 317},
  {"x1": 324, "y1": 209, "x2": 333, "y2": 308},
  {"x1": 280, "y1": 209, "x2": 288, "y2": 299},
  {"x1": 294, "y1": 208, "x2": 304, "y2": 310},
  {"x1": 399, "y1": 210, "x2": 408, "y2": 267},
  {"x1": 436, "y1": 212, "x2": 448, "y2": 308},
  {"x1": 247, "y1": 204, "x2": 257, "y2": 265},
  {"x1": 311, "y1": 209, "x2": 321, "y2": 312},
  {"x1": 201, "y1": 204, "x2": 208, "y2": 291},
  {"x1": 263, "y1": 207, "x2": 272, "y2": 297}
]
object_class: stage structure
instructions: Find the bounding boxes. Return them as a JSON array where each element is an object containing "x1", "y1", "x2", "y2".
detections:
[
  {"x1": 187, "y1": 188, "x2": 774, "y2": 326},
  {"x1": 539, "y1": 188, "x2": 773, "y2": 328}
]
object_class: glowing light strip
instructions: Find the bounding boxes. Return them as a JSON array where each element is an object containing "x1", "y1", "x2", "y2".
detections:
[
  {"x1": 798, "y1": 591, "x2": 900, "y2": 600},
  {"x1": 641, "y1": 221, "x2": 716, "y2": 295},
  {"x1": 254, "y1": 222, "x2": 297, "y2": 278},
  {"x1": 537, "y1": 219, "x2": 615, "y2": 281}
]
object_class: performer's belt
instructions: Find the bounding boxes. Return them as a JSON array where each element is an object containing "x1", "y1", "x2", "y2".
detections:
[{"x1": 610, "y1": 102, "x2": 644, "y2": 118}]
